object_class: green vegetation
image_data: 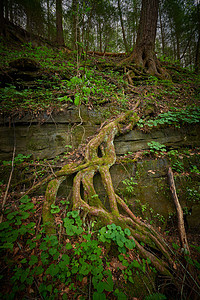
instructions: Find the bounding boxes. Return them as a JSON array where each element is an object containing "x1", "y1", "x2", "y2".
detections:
[
  {"x1": 147, "y1": 141, "x2": 167, "y2": 155},
  {"x1": 0, "y1": 196, "x2": 157, "y2": 299},
  {"x1": 1, "y1": 41, "x2": 200, "y2": 117},
  {"x1": 138, "y1": 106, "x2": 200, "y2": 129},
  {"x1": 0, "y1": 16, "x2": 200, "y2": 300},
  {"x1": 122, "y1": 177, "x2": 138, "y2": 195}
]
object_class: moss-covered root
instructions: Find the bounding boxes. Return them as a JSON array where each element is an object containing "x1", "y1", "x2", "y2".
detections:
[
  {"x1": 100, "y1": 166, "x2": 119, "y2": 216},
  {"x1": 43, "y1": 176, "x2": 65, "y2": 235},
  {"x1": 40, "y1": 105, "x2": 176, "y2": 277}
]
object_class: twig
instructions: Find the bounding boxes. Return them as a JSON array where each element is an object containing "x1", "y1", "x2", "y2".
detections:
[
  {"x1": 0, "y1": 145, "x2": 16, "y2": 223},
  {"x1": 47, "y1": 161, "x2": 57, "y2": 178}
]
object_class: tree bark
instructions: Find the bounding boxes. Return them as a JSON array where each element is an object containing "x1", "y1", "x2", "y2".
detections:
[
  {"x1": 133, "y1": 0, "x2": 159, "y2": 72},
  {"x1": 118, "y1": 0, "x2": 169, "y2": 78},
  {"x1": 56, "y1": 0, "x2": 65, "y2": 46}
]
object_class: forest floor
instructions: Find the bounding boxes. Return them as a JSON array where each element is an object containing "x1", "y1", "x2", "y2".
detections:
[{"x1": 0, "y1": 36, "x2": 200, "y2": 300}]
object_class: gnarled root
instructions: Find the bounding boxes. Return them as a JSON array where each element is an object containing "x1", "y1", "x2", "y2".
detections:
[{"x1": 41, "y1": 104, "x2": 177, "y2": 278}]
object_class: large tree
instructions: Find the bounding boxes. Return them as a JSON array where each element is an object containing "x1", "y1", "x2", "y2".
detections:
[{"x1": 120, "y1": 0, "x2": 168, "y2": 77}]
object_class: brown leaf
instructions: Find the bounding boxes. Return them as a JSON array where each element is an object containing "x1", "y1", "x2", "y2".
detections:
[{"x1": 81, "y1": 277, "x2": 87, "y2": 286}]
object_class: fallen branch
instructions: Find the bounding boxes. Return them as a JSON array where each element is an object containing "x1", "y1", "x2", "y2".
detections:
[
  {"x1": 168, "y1": 166, "x2": 190, "y2": 255},
  {"x1": 87, "y1": 51, "x2": 126, "y2": 57}
]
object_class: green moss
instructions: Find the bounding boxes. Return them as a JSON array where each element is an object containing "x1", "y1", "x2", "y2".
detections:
[{"x1": 42, "y1": 177, "x2": 65, "y2": 235}]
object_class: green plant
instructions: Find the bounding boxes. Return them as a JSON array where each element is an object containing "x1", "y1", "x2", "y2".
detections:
[
  {"x1": 63, "y1": 211, "x2": 83, "y2": 236},
  {"x1": 67, "y1": 72, "x2": 94, "y2": 106},
  {"x1": 171, "y1": 160, "x2": 184, "y2": 173},
  {"x1": 186, "y1": 188, "x2": 200, "y2": 203},
  {"x1": 144, "y1": 293, "x2": 166, "y2": 300},
  {"x1": 2, "y1": 153, "x2": 31, "y2": 166},
  {"x1": 138, "y1": 106, "x2": 200, "y2": 128},
  {"x1": 190, "y1": 165, "x2": 200, "y2": 174},
  {"x1": 98, "y1": 223, "x2": 135, "y2": 253},
  {"x1": 135, "y1": 199, "x2": 166, "y2": 225},
  {"x1": 50, "y1": 204, "x2": 60, "y2": 214},
  {"x1": 147, "y1": 141, "x2": 166, "y2": 155},
  {"x1": 147, "y1": 75, "x2": 159, "y2": 85},
  {"x1": 167, "y1": 149, "x2": 179, "y2": 158},
  {"x1": 0, "y1": 195, "x2": 35, "y2": 251},
  {"x1": 122, "y1": 177, "x2": 138, "y2": 194}
]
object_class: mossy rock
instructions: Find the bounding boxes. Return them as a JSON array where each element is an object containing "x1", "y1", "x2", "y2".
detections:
[{"x1": 9, "y1": 57, "x2": 40, "y2": 71}]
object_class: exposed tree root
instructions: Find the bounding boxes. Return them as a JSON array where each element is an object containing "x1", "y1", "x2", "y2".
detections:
[
  {"x1": 33, "y1": 101, "x2": 178, "y2": 279},
  {"x1": 117, "y1": 51, "x2": 170, "y2": 80},
  {"x1": 18, "y1": 102, "x2": 200, "y2": 298}
]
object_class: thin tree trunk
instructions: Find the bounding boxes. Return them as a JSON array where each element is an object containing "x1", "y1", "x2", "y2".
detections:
[
  {"x1": 47, "y1": 0, "x2": 50, "y2": 40},
  {"x1": 26, "y1": 11, "x2": 31, "y2": 33},
  {"x1": 5, "y1": 0, "x2": 8, "y2": 20},
  {"x1": 85, "y1": 7, "x2": 94, "y2": 53},
  {"x1": 195, "y1": 3, "x2": 200, "y2": 73},
  {"x1": 118, "y1": 0, "x2": 129, "y2": 53},
  {"x1": 159, "y1": 4, "x2": 165, "y2": 56},
  {"x1": 0, "y1": 0, "x2": 5, "y2": 36},
  {"x1": 176, "y1": 33, "x2": 180, "y2": 62},
  {"x1": 180, "y1": 30, "x2": 195, "y2": 61},
  {"x1": 56, "y1": 0, "x2": 64, "y2": 45},
  {"x1": 195, "y1": 33, "x2": 200, "y2": 73},
  {"x1": 72, "y1": 0, "x2": 78, "y2": 50},
  {"x1": 98, "y1": 18, "x2": 102, "y2": 52},
  {"x1": 10, "y1": 0, "x2": 13, "y2": 23}
]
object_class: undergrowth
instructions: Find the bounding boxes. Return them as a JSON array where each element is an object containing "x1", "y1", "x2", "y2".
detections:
[{"x1": 0, "y1": 195, "x2": 162, "y2": 300}]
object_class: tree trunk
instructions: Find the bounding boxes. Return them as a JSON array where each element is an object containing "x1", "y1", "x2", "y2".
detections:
[
  {"x1": 159, "y1": 4, "x2": 165, "y2": 56},
  {"x1": 133, "y1": 0, "x2": 159, "y2": 72},
  {"x1": 47, "y1": 0, "x2": 50, "y2": 41},
  {"x1": 26, "y1": 9, "x2": 31, "y2": 33},
  {"x1": 56, "y1": 0, "x2": 64, "y2": 46},
  {"x1": 195, "y1": 3, "x2": 200, "y2": 73},
  {"x1": 4, "y1": 0, "x2": 8, "y2": 20},
  {"x1": 98, "y1": 18, "x2": 102, "y2": 52},
  {"x1": 0, "y1": 0, "x2": 5, "y2": 37},
  {"x1": 72, "y1": 0, "x2": 78, "y2": 50},
  {"x1": 9, "y1": 0, "x2": 13, "y2": 23},
  {"x1": 118, "y1": 0, "x2": 129, "y2": 53},
  {"x1": 85, "y1": 6, "x2": 94, "y2": 54},
  {"x1": 176, "y1": 32, "x2": 180, "y2": 62},
  {"x1": 119, "y1": 0, "x2": 169, "y2": 78},
  {"x1": 195, "y1": 33, "x2": 200, "y2": 73}
]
